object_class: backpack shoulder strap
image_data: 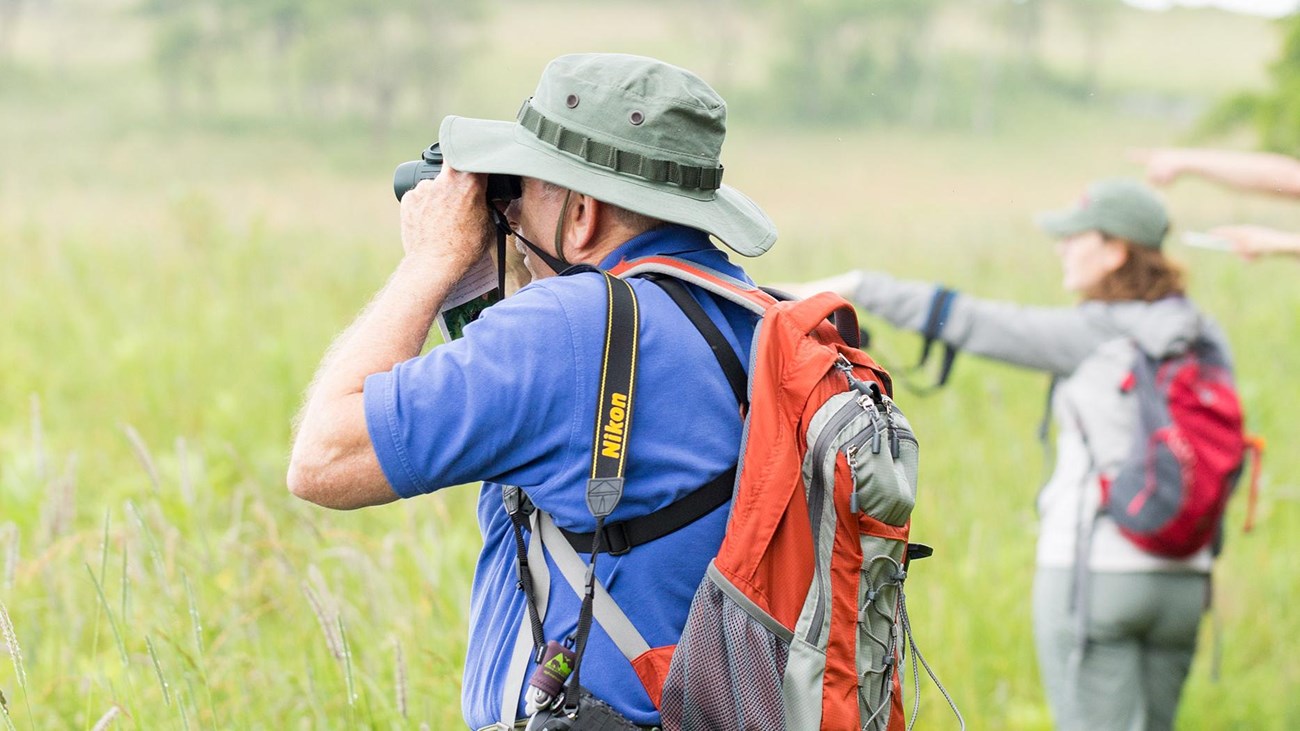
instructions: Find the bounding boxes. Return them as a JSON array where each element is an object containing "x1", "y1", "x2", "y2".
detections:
[
  {"x1": 644, "y1": 274, "x2": 748, "y2": 409},
  {"x1": 610, "y1": 255, "x2": 776, "y2": 316},
  {"x1": 914, "y1": 286, "x2": 960, "y2": 392},
  {"x1": 553, "y1": 466, "x2": 735, "y2": 555}
]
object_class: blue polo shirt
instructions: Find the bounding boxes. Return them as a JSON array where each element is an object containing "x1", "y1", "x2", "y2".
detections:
[{"x1": 363, "y1": 225, "x2": 757, "y2": 729}]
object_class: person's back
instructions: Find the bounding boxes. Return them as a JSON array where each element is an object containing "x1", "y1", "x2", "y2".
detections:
[
  {"x1": 287, "y1": 53, "x2": 777, "y2": 729},
  {"x1": 1034, "y1": 296, "x2": 1224, "y2": 574}
]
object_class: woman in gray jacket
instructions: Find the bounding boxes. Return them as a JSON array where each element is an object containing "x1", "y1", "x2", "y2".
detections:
[{"x1": 785, "y1": 179, "x2": 1223, "y2": 731}]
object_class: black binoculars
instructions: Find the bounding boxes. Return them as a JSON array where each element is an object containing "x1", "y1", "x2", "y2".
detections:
[{"x1": 392, "y1": 143, "x2": 522, "y2": 203}]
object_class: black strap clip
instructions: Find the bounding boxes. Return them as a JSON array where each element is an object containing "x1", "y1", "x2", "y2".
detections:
[
  {"x1": 601, "y1": 522, "x2": 633, "y2": 557},
  {"x1": 502, "y1": 485, "x2": 535, "y2": 520}
]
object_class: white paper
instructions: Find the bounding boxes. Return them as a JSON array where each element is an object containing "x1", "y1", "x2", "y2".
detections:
[{"x1": 435, "y1": 254, "x2": 502, "y2": 341}]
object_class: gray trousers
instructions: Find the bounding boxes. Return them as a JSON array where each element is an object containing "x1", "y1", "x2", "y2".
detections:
[{"x1": 1033, "y1": 567, "x2": 1208, "y2": 731}]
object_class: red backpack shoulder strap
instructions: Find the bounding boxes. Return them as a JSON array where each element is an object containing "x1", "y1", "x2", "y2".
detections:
[{"x1": 609, "y1": 255, "x2": 776, "y2": 315}]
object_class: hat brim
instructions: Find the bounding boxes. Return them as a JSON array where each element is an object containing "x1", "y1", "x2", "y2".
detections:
[
  {"x1": 1034, "y1": 208, "x2": 1095, "y2": 240},
  {"x1": 439, "y1": 115, "x2": 777, "y2": 257}
]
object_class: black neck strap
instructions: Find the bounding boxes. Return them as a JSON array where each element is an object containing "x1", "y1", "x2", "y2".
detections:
[
  {"x1": 587, "y1": 272, "x2": 639, "y2": 489},
  {"x1": 489, "y1": 205, "x2": 572, "y2": 280}
]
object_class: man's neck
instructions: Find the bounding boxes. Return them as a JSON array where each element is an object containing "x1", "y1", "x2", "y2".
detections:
[{"x1": 571, "y1": 223, "x2": 656, "y2": 269}]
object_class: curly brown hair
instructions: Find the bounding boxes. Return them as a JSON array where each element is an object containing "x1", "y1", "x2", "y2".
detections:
[{"x1": 1084, "y1": 238, "x2": 1186, "y2": 302}]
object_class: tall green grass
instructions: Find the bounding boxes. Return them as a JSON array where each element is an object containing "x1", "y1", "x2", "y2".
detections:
[{"x1": 3, "y1": 1, "x2": 1299, "y2": 729}]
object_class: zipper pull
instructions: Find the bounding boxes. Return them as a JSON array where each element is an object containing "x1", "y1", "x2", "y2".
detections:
[
  {"x1": 878, "y1": 392, "x2": 899, "y2": 455},
  {"x1": 852, "y1": 395, "x2": 884, "y2": 454}
]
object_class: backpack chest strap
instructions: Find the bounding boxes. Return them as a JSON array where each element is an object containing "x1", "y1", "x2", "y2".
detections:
[{"x1": 553, "y1": 466, "x2": 735, "y2": 555}]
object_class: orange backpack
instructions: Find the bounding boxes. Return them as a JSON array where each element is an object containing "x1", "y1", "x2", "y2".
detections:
[{"x1": 604, "y1": 258, "x2": 958, "y2": 730}]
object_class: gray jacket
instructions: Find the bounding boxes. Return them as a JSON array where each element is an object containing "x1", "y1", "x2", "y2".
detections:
[{"x1": 853, "y1": 271, "x2": 1221, "y2": 572}]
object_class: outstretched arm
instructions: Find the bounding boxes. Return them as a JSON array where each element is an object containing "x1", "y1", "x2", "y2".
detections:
[
  {"x1": 774, "y1": 270, "x2": 1109, "y2": 376},
  {"x1": 287, "y1": 168, "x2": 493, "y2": 510},
  {"x1": 1133, "y1": 147, "x2": 1300, "y2": 197},
  {"x1": 849, "y1": 271, "x2": 1108, "y2": 375}
]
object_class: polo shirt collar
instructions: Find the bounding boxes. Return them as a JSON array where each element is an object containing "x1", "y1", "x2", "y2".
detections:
[{"x1": 598, "y1": 224, "x2": 733, "y2": 273}]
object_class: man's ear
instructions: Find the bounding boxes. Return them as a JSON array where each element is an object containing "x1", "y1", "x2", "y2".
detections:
[{"x1": 564, "y1": 194, "x2": 602, "y2": 254}]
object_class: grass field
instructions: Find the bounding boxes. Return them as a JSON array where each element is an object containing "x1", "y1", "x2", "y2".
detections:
[{"x1": 2, "y1": 1, "x2": 1299, "y2": 728}]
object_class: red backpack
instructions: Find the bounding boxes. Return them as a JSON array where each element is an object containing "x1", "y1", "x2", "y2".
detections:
[{"x1": 1101, "y1": 340, "x2": 1263, "y2": 557}]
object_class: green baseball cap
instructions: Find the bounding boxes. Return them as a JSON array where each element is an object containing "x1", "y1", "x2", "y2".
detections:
[
  {"x1": 1035, "y1": 178, "x2": 1170, "y2": 249},
  {"x1": 437, "y1": 53, "x2": 776, "y2": 257}
]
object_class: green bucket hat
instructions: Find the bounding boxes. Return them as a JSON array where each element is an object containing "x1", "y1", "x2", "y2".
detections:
[
  {"x1": 438, "y1": 53, "x2": 776, "y2": 257},
  {"x1": 1035, "y1": 178, "x2": 1170, "y2": 249}
]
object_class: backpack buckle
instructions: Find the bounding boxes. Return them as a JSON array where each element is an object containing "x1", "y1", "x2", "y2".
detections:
[
  {"x1": 501, "y1": 485, "x2": 535, "y2": 519},
  {"x1": 602, "y1": 521, "x2": 633, "y2": 556},
  {"x1": 905, "y1": 542, "x2": 934, "y2": 567},
  {"x1": 502, "y1": 485, "x2": 522, "y2": 515}
]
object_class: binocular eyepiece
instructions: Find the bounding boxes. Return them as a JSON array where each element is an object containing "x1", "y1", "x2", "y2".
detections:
[{"x1": 392, "y1": 143, "x2": 523, "y2": 203}]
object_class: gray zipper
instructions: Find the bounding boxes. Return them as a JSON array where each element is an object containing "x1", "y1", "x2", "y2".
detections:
[{"x1": 846, "y1": 419, "x2": 917, "y2": 465}]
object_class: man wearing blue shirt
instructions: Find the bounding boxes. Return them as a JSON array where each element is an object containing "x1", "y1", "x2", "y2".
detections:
[{"x1": 288, "y1": 53, "x2": 776, "y2": 729}]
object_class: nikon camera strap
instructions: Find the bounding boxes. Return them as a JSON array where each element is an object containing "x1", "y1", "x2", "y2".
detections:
[
  {"x1": 566, "y1": 268, "x2": 640, "y2": 702},
  {"x1": 497, "y1": 267, "x2": 640, "y2": 725}
]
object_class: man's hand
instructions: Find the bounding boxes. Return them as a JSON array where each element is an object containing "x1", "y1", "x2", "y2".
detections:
[
  {"x1": 399, "y1": 165, "x2": 495, "y2": 275},
  {"x1": 1128, "y1": 147, "x2": 1300, "y2": 197}
]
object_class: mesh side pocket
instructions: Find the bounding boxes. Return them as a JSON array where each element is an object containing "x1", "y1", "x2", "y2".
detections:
[{"x1": 660, "y1": 570, "x2": 789, "y2": 731}]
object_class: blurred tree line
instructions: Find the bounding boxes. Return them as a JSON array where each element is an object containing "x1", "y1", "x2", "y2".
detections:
[
  {"x1": 13, "y1": 0, "x2": 1298, "y2": 146},
  {"x1": 0, "y1": 0, "x2": 27, "y2": 61},
  {"x1": 135, "y1": 0, "x2": 483, "y2": 145},
  {"x1": 115, "y1": 0, "x2": 1127, "y2": 139},
  {"x1": 19, "y1": 0, "x2": 1296, "y2": 142},
  {"x1": 754, "y1": 0, "x2": 1117, "y2": 129}
]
